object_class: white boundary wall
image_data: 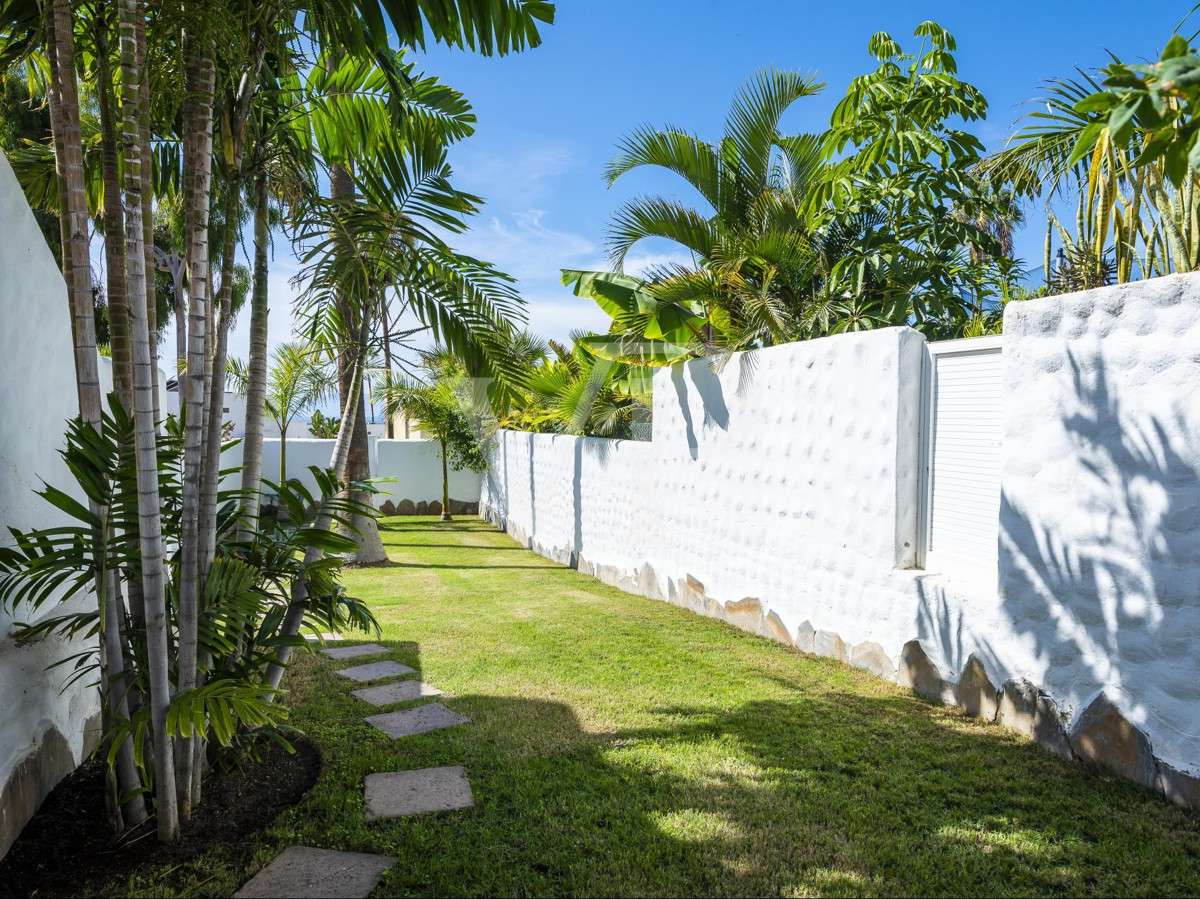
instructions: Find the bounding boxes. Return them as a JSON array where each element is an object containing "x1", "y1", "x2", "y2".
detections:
[
  {"x1": 482, "y1": 277, "x2": 1200, "y2": 801},
  {"x1": 373, "y1": 439, "x2": 481, "y2": 510},
  {"x1": 221, "y1": 437, "x2": 480, "y2": 510}
]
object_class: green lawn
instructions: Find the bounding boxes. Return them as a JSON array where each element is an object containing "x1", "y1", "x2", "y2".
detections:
[{"x1": 130, "y1": 516, "x2": 1199, "y2": 897}]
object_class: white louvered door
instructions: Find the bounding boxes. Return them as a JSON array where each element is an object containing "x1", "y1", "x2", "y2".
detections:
[{"x1": 921, "y1": 336, "x2": 1004, "y2": 574}]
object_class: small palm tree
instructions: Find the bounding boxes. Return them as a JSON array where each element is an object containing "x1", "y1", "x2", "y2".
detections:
[
  {"x1": 229, "y1": 342, "x2": 336, "y2": 486},
  {"x1": 377, "y1": 351, "x2": 488, "y2": 521}
]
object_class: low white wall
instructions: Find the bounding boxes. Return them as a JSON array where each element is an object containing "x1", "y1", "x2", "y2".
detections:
[
  {"x1": 482, "y1": 280, "x2": 1200, "y2": 800},
  {"x1": 374, "y1": 439, "x2": 482, "y2": 510},
  {"x1": 0, "y1": 155, "x2": 101, "y2": 857},
  {"x1": 223, "y1": 437, "x2": 481, "y2": 512}
]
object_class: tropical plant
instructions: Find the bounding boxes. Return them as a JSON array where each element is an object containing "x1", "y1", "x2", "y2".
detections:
[
  {"x1": 228, "y1": 342, "x2": 336, "y2": 486},
  {"x1": 499, "y1": 332, "x2": 651, "y2": 439},
  {"x1": 308, "y1": 408, "x2": 341, "y2": 438},
  {"x1": 804, "y1": 22, "x2": 1012, "y2": 335},
  {"x1": 589, "y1": 68, "x2": 825, "y2": 354},
  {"x1": 0, "y1": 399, "x2": 379, "y2": 833}
]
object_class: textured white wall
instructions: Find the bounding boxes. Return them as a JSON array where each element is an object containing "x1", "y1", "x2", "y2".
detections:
[
  {"x1": 0, "y1": 155, "x2": 100, "y2": 855},
  {"x1": 999, "y1": 273, "x2": 1200, "y2": 777},
  {"x1": 374, "y1": 439, "x2": 482, "y2": 509},
  {"x1": 482, "y1": 303, "x2": 1200, "y2": 782}
]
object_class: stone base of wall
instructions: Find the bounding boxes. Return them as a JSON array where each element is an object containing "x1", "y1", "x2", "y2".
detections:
[
  {"x1": 483, "y1": 505, "x2": 1200, "y2": 812},
  {"x1": 0, "y1": 713, "x2": 100, "y2": 860},
  {"x1": 379, "y1": 499, "x2": 478, "y2": 516}
]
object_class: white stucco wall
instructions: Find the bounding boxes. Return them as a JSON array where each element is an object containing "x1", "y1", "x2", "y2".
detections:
[
  {"x1": 999, "y1": 273, "x2": 1200, "y2": 777},
  {"x1": 374, "y1": 439, "x2": 482, "y2": 509},
  {"x1": 0, "y1": 155, "x2": 101, "y2": 856},
  {"x1": 481, "y1": 292, "x2": 1200, "y2": 782}
]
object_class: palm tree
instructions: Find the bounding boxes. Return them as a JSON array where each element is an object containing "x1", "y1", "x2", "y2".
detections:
[
  {"x1": 229, "y1": 342, "x2": 337, "y2": 486},
  {"x1": 377, "y1": 351, "x2": 489, "y2": 520},
  {"x1": 599, "y1": 69, "x2": 825, "y2": 350},
  {"x1": 981, "y1": 69, "x2": 1200, "y2": 284}
]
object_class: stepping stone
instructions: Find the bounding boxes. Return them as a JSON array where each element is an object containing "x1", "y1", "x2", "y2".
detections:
[
  {"x1": 334, "y1": 660, "x2": 415, "y2": 683},
  {"x1": 364, "y1": 766, "x2": 474, "y2": 821},
  {"x1": 234, "y1": 846, "x2": 394, "y2": 898},
  {"x1": 351, "y1": 680, "x2": 443, "y2": 707},
  {"x1": 304, "y1": 632, "x2": 344, "y2": 643},
  {"x1": 364, "y1": 702, "x2": 469, "y2": 739},
  {"x1": 321, "y1": 643, "x2": 388, "y2": 661}
]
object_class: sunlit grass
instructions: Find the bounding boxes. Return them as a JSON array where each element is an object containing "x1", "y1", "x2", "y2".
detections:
[{"x1": 106, "y1": 516, "x2": 1199, "y2": 897}]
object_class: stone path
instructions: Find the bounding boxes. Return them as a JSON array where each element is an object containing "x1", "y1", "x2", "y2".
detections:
[
  {"x1": 237, "y1": 642, "x2": 475, "y2": 895},
  {"x1": 234, "y1": 846, "x2": 394, "y2": 898},
  {"x1": 365, "y1": 702, "x2": 470, "y2": 738},
  {"x1": 351, "y1": 680, "x2": 443, "y2": 706},
  {"x1": 321, "y1": 643, "x2": 388, "y2": 661},
  {"x1": 333, "y1": 660, "x2": 416, "y2": 682},
  {"x1": 364, "y1": 766, "x2": 474, "y2": 821}
]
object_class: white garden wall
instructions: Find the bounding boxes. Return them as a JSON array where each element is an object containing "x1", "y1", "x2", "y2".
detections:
[
  {"x1": 482, "y1": 276, "x2": 1200, "y2": 808},
  {"x1": 374, "y1": 439, "x2": 482, "y2": 512},
  {"x1": 0, "y1": 156, "x2": 102, "y2": 858},
  {"x1": 222, "y1": 436, "x2": 480, "y2": 513}
]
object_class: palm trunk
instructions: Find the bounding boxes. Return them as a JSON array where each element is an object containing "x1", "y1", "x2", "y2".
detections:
[
  {"x1": 330, "y1": 161, "x2": 387, "y2": 564},
  {"x1": 382, "y1": 313, "x2": 393, "y2": 439},
  {"x1": 95, "y1": 21, "x2": 132, "y2": 408},
  {"x1": 46, "y1": 0, "x2": 102, "y2": 428},
  {"x1": 263, "y1": 324, "x2": 369, "y2": 694},
  {"x1": 198, "y1": 180, "x2": 240, "y2": 578},
  {"x1": 440, "y1": 438, "x2": 451, "y2": 521},
  {"x1": 175, "y1": 38, "x2": 216, "y2": 822},
  {"x1": 280, "y1": 424, "x2": 288, "y2": 486},
  {"x1": 118, "y1": 0, "x2": 177, "y2": 842},
  {"x1": 238, "y1": 170, "x2": 271, "y2": 535},
  {"x1": 48, "y1": 0, "x2": 146, "y2": 831},
  {"x1": 135, "y1": 7, "x2": 157, "y2": 423}
]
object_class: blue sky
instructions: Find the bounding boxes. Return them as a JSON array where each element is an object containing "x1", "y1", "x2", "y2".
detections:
[{"x1": 229, "y1": 0, "x2": 1191, "y2": 368}]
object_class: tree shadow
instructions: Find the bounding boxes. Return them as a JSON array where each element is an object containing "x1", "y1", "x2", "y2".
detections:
[{"x1": 368, "y1": 686, "x2": 1200, "y2": 897}]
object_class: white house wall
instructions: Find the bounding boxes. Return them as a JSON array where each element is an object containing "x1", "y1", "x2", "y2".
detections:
[
  {"x1": 482, "y1": 279, "x2": 1200, "y2": 806},
  {"x1": 0, "y1": 155, "x2": 102, "y2": 858}
]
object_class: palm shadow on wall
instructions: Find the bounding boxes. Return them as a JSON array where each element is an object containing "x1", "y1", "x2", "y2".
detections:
[{"x1": 943, "y1": 351, "x2": 1199, "y2": 741}]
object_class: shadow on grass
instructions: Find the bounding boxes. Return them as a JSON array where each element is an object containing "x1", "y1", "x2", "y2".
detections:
[
  {"x1": 368, "y1": 561, "x2": 554, "y2": 571},
  {"x1": 378, "y1": 543, "x2": 527, "y2": 551},
  {"x1": 353, "y1": 669, "x2": 1200, "y2": 897}
]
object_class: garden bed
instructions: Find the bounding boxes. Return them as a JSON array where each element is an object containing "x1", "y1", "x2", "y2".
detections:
[{"x1": 0, "y1": 737, "x2": 319, "y2": 898}]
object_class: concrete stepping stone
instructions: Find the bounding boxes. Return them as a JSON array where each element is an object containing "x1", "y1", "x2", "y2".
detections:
[
  {"x1": 304, "y1": 632, "x2": 344, "y2": 643},
  {"x1": 321, "y1": 643, "x2": 388, "y2": 661},
  {"x1": 364, "y1": 766, "x2": 474, "y2": 821},
  {"x1": 334, "y1": 660, "x2": 415, "y2": 683},
  {"x1": 234, "y1": 846, "x2": 394, "y2": 898},
  {"x1": 351, "y1": 680, "x2": 443, "y2": 707},
  {"x1": 364, "y1": 702, "x2": 469, "y2": 739}
]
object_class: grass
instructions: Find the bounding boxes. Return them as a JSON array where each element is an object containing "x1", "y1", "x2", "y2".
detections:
[{"x1": 112, "y1": 515, "x2": 1198, "y2": 897}]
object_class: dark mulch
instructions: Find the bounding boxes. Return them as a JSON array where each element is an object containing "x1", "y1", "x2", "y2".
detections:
[{"x1": 0, "y1": 737, "x2": 320, "y2": 898}]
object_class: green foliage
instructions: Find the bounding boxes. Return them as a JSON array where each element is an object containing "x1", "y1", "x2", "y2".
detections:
[
  {"x1": 228, "y1": 342, "x2": 335, "y2": 436},
  {"x1": 0, "y1": 396, "x2": 380, "y2": 798},
  {"x1": 500, "y1": 334, "x2": 651, "y2": 439},
  {"x1": 807, "y1": 22, "x2": 1008, "y2": 332},
  {"x1": 307, "y1": 408, "x2": 341, "y2": 439},
  {"x1": 376, "y1": 350, "x2": 491, "y2": 471},
  {"x1": 1068, "y1": 32, "x2": 1200, "y2": 188}
]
